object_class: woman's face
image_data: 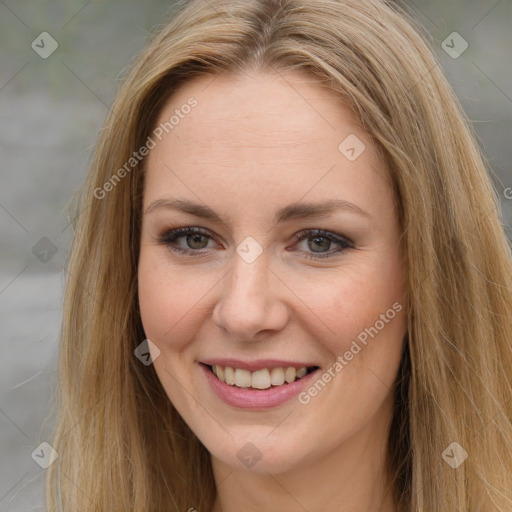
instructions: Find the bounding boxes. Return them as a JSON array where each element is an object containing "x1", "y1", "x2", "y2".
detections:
[{"x1": 138, "y1": 70, "x2": 407, "y2": 474}]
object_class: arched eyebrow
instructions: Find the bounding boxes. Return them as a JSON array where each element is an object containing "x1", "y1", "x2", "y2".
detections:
[{"x1": 144, "y1": 198, "x2": 371, "y2": 226}]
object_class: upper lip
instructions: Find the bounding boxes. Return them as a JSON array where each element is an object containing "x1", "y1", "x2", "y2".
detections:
[{"x1": 200, "y1": 358, "x2": 319, "y2": 371}]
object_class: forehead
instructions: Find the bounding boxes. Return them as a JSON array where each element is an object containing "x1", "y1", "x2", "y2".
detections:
[
  {"x1": 153, "y1": 70, "x2": 363, "y2": 148},
  {"x1": 142, "y1": 70, "x2": 392, "y2": 224}
]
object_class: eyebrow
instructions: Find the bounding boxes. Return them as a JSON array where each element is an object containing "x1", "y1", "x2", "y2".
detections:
[{"x1": 144, "y1": 198, "x2": 371, "y2": 224}]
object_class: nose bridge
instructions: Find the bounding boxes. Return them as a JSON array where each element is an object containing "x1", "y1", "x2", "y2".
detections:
[
  {"x1": 234, "y1": 245, "x2": 269, "y2": 295},
  {"x1": 212, "y1": 246, "x2": 287, "y2": 339}
]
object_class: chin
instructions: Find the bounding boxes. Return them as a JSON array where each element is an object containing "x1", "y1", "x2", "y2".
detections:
[{"x1": 204, "y1": 427, "x2": 316, "y2": 475}]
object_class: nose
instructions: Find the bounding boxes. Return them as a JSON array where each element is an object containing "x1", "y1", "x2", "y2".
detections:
[{"x1": 212, "y1": 248, "x2": 289, "y2": 341}]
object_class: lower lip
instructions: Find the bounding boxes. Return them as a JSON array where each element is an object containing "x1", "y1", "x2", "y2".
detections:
[{"x1": 200, "y1": 363, "x2": 320, "y2": 409}]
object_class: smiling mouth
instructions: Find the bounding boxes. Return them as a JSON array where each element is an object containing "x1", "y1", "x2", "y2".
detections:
[{"x1": 205, "y1": 364, "x2": 319, "y2": 390}]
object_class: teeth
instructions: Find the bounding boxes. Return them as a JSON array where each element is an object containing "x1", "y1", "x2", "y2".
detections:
[
  {"x1": 211, "y1": 365, "x2": 311, "y2": 389},
  {"x1": 285, "y1": 367, "x2": 296, "y2": 383},
  {"x1": 234, "y1": 368, "x2": 252, "y2": 388},
  {"x1": 252, "y1": 369, "x2": 271, "y2": 389},
  {"x1": 296, "y1": 367, "x2": 307, "y2": 378},
  {"x1": 270, "y1": 367, "x2": 285, "y2": 386},
  {"x1": 224, "y1": 366, "x2": 235, "y2": 385}
]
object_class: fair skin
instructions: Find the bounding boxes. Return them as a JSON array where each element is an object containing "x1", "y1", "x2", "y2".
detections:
[{"x1": 138, "y1": 69, "x2": 407, "y2": 512}]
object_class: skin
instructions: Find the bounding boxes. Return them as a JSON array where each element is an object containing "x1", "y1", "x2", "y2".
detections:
[{"x1": 138, "y1": 69, "x2": 407, "y2": 512}]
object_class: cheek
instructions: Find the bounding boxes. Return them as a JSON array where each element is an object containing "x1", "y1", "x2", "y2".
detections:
[
  {"x1": 291, "y1": 263, "x2": 406, "y2": 433},
  {"x1": 137, "y1": 251, "x2": 203, "y2": 350},
  {"x1": 292, "y1": 257, "x2": 405, "y2": 347}
]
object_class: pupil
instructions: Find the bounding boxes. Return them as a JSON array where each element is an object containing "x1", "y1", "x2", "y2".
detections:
[
  {"x1": 310, "y1": 236, "x2": 329, "y2": 252},
  {"x1": 189, "y1": 234, "x2": 207, "y2": 249}
]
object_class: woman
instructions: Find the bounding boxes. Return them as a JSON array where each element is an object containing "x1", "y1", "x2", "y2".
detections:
[{"x1": 46, "y1": 0, "x2": 512, "y2": 510}]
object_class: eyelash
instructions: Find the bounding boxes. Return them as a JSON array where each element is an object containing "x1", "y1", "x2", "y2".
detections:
[{"x1": 156, "y1": 226, "x2": 354, "y2": 260}]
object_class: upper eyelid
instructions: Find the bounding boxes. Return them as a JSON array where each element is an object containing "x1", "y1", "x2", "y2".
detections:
[{"x1": 294, "y1": 229, "x2": 353, "y2": 244}]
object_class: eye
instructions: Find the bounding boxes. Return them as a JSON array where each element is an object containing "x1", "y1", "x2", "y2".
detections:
[
  {"x1": 291, "y1": 229, "x2": 353, "y2": 260},
  {"x1": 156, "y1": 226, "x2": 353, "y2": 259},
  {"x1": 157, "y1": 226, "x2": 216, "y2": 255}
]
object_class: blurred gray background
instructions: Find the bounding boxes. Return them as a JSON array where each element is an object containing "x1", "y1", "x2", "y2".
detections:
[{"x1": 0, "y1": 1, "x2": 511, "y2": 510}]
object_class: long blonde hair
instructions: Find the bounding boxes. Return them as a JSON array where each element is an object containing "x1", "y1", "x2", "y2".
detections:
[{"x1": 46, "y1": 0, "x2": 512, "y2": 510}]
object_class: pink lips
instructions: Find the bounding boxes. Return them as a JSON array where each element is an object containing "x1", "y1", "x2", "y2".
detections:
[{"x1": 200, "y1": 363, "x2": 320, "y2": 409}]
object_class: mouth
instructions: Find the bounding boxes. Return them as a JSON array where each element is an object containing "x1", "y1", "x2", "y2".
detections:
[{"x1": 203, "y1": 363, "x2": 320, "y2": 390}]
